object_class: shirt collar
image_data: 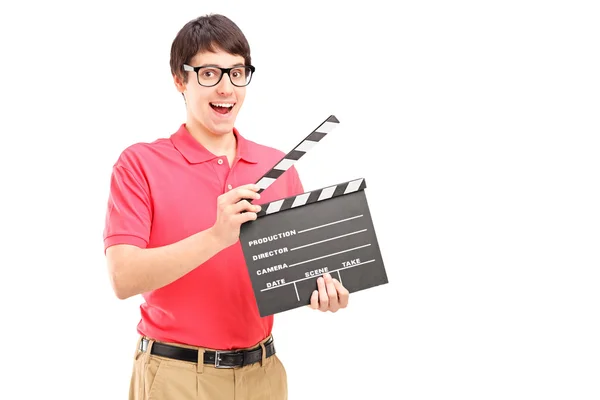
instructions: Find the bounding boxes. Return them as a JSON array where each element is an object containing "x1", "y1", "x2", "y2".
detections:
[{"x1": 170, "y1": 124, "x2": 259, "y2": 164}]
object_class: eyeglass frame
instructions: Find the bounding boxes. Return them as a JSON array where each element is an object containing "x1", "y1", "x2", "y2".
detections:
[{"x1": 182, "y1": 64, "x2": 256, "y2": 87}]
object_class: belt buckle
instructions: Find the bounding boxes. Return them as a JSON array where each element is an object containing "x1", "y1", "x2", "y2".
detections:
[{"x1": 214, "y1": 350, "x2": 235, "y2": 369}]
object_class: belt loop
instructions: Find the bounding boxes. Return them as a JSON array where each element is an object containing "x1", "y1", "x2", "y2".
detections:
[
  {"x1": 197, "y1": 348, "x2": 205, "y2": 374},
  {"x1": 144, "y1": 339, "x2": 155, "y2": 364},
  {"x1": 260, "y1": 342, "x2": 267, "y2": 367},
  {"x1": 134, "y1": 336, "x2": 143, "y2": 358}
]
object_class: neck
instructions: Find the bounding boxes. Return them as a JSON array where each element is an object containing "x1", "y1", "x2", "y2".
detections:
[{"x1": 185, "y1": 119, "x2": 237, "y2": 158}]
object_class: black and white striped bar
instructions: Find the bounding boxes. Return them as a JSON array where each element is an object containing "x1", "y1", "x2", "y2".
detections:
[
  {"x1": 254, "y1": 115, "x2": 339, "y2": 195},
  {"x1": 256, "y1": 178, "x2": 367, "y2": 217},
  {"x1": 239, "y1": 177, "x2": 388, "y2": 317}
]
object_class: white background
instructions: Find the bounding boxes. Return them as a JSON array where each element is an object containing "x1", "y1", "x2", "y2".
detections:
[{"x1": 1, "y1": 1, "x2": 599, "y2": 399}]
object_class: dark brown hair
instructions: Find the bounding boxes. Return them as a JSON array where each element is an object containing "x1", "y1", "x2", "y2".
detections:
[{"x1": 170, "y1": 14, "x2": 252, "y2": 84}]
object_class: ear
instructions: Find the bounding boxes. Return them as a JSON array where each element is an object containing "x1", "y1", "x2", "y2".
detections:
[{"x1": 173, "y1": 74, "x2": 186, "y2": 93}]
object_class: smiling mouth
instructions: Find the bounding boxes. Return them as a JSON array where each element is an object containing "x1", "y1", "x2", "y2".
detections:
[{"x1": 210, "y1": 102, "x2": 235, "y2": 115}]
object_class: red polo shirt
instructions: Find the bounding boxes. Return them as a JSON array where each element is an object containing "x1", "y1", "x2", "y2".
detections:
[{"x1": 103, "y1": 124, "x2": 304, "y2": 350}]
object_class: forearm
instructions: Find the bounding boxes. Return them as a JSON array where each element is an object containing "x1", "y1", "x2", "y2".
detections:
[{"x1": 108, "y1": 227, "x2": 225, "y2": 299}]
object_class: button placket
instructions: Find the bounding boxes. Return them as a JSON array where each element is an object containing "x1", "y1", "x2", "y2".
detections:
[
  {"x1": 224, "y1": 157, "x2": 242, "y2": 192},
  {"x1": 215, "y1": 157, "x2": 231, "y2": 193}
]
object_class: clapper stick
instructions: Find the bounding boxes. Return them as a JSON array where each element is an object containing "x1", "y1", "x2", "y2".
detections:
[{"x1": 248, "y1": 115, "x2": 340, "y2": 203}]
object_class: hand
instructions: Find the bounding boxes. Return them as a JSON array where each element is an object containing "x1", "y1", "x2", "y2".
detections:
[
  {"x1": 210, "y1": 183, "x2": 261, "y2": 249},
  {"x1": 309, "y1": 273, "x2": 349, "y2": 312}
]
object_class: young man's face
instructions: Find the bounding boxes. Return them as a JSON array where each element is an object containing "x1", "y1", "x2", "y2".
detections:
[{"x1": 175, "y1": 49, "x2": 247, "y2": 137}]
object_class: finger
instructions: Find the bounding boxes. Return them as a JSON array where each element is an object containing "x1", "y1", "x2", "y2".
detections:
[
  {"x1": 231, "y1": 209, "x2": 260, "y2": 226},
  {"x1": 220, "y1": 184, "x2": 260, "y2": 203},
  {"x1": 324, "y1": 273, "x2": 339, "y2": 312},
  {"x1": 234, "y1": 183, "x2": 261, "y2": 192},
  {"x1": 309, "y1": 290, "x2": 319, "y2": 309},
  {"x1": 230, "y1": 200, "x2": 261, "y2": 215},
  {"x1": 228, "y1": 188, "x2": 261, "y2": 204},
  {"x1": 333, "y1": 279, "x2": 349, "y2": 308},
  {"x1": 317, "y1": 276, "x2": 328, "y2": 312}
]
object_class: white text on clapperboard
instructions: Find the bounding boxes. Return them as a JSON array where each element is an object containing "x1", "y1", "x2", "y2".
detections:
[
  {"x1": 246, "y1": 218, "x2": 371, "y2": 290},
  {"x1": 247, "y1": 230, "x2": 297, "y2": 247}
]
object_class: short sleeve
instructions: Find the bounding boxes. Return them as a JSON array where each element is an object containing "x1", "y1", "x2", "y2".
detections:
[{"x1": 103, "y1": 164, "x2": 152, "y2": 253}]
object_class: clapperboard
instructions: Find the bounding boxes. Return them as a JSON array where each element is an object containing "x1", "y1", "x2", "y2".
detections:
[{"x1": 239, "y1": 115, "x2": 388, "y2": 317}]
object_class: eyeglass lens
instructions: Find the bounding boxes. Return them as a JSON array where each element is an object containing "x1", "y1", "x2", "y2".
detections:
[{"x1": 197, "y1": 67, "x2": 253, "y2": 86}]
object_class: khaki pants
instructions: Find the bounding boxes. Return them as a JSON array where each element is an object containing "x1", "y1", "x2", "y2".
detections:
[{"x1": 129, "y1": 335, "x2": 288, "y2": 400}]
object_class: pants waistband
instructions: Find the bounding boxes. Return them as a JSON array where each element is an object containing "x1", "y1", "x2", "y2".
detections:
[{"x1": 139, "y1": 336, "x2": 276, "y2": 369}]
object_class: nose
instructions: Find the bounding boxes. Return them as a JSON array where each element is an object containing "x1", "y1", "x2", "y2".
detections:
[{"x1": 216, "y1": 72, "x2": 234, "y2": 95}]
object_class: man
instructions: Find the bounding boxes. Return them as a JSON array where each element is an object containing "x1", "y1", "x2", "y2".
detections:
[{"x1": 103, "y1": 14, "x2": 349, "y2": 400}]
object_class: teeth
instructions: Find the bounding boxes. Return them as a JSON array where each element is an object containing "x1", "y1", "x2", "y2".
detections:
[{"x1": 211, "y1": 102, "x2": 234, "y2": 108}]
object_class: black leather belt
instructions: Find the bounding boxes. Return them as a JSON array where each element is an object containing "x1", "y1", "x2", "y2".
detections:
[{"x1": 140, "y1": 337, "x2": 276, "y2": 368}]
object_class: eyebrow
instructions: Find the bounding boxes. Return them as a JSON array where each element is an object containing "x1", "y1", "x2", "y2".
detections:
[{"x1": 199, "y1": 63, "x2": 245, "y2": 68}]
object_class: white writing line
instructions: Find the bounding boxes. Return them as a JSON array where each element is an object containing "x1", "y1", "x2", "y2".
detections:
[
  {"x1": 260, "y1": 259, "x2": 376, "y2": 292},
  {"x1": 288, "y1": 244, "x2": 371, "y2": 268},
  {"x1": 337, "y1": 270, "x2": 342, "y2": 285},
  {"x1": 294, "y1": 282, "x2": 299, "y2": 301},
  {"x1": 297, "y1": 215, "x2": 363, "y2": 234},
  {"x1": 290, "y1": 229, "x2": 367, "y2": 251}
]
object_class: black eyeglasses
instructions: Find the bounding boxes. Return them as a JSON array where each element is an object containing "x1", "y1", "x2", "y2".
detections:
[{"x1": 183, "y1": 64, "x2": 255, "y2": 87}]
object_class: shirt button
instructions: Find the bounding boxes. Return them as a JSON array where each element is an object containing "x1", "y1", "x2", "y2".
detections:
[
  {"x1": 227, "y1": 184, "x2": 232, "y2": 190},
  {"x1": 217, "y1": 159, "x2": 223, "y2": 165}
]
